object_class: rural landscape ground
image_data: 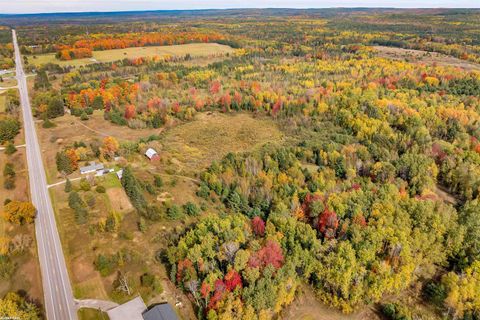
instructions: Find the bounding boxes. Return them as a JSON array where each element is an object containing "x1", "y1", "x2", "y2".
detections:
[{"x1": 0, "y1": 7, "x2": 479, "y2": 320}]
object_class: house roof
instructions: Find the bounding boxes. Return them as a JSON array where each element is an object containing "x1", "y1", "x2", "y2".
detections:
[
  {"x1": 107, "y1": 296, "x2": 147, "y2": 320},
  {"x1": 142, "y1": 303, "x2": 178, "y2": 320},
  {"x1": 79, "y1": 162, "x2": 104, "y2": 173},
  {"x1": 145, "y1": 148, "x2": 158, "y2": 159}
]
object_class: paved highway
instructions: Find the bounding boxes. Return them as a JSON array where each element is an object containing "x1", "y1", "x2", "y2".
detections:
[{"x1": 12, "y1": 29, "x2": 77, "y2": 320}]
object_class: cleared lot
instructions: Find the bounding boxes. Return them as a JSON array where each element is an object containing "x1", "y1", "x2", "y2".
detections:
[{"x1": 28, "y1": 43, "x2": 234, "y2": 67}]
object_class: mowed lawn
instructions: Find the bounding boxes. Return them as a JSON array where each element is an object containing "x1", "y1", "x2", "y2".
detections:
[{"x1": 28, "y1": 43, "x2": 234, "y2": 67}]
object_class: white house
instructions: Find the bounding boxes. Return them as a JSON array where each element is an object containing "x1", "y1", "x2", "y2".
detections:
[{"x1": 79, "y1": 162, "x2": 104, "y2": 174}]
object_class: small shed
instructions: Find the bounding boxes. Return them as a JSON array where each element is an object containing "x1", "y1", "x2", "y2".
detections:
[
  {"x1": 116, "y1": 169, "x2": 124, "y2": 180},
  {"x1": 79, "y1": 162, "x2": 104, "y2": 174},
  {"x1": 143, "y1": 303, "x2": 179, "y2": 320},
  {"x1": 145, "y1": 148, "x2": 160, "y2": 161}
]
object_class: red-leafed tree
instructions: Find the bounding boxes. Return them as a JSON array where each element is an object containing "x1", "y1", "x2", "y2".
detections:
[
  {"x1": 318, "y1": 208, "x2": 339, "y2": 239},
  {"x1": 176, "y1": 258, "x2": 195, "y2": 284},
  {"x1": 207, "y1": 279, "x2": 226, "y2": 310},
  {"x1": 200, "y1": 282, "x2": 211, "y2": 299},
  {"x1": 251, "y1": 216, "x2": 265, "y2": 237},
  {"x1": 224, "y1": 269, "x2": 242, "y2": 291},
  {"x1": 124, "y1": 104, "x2": 136, "y2": 119},
  {"x1": 209, "y1": 80, "x2": 221, "y2": 94},
  {"x1": 248, "y1": 240, "x2": 284, "y2": 270}
]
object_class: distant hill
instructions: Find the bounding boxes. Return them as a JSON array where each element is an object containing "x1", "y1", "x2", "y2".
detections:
[{"x1": 1, "y1": 8, "x2": 477, "y2": 26}]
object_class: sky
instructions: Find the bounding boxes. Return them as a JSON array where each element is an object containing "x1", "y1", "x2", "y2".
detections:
[{"x1": 1, "y1": 0, "x2": 479, "y2": 14}]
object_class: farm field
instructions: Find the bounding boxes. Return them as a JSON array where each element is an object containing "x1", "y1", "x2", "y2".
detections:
[
  {"x1": 373, "y1": 45, "x2": 480, "y2": 71},
  {"x1": 27, "y1": 43, "x2": 234, "y2": 68}
]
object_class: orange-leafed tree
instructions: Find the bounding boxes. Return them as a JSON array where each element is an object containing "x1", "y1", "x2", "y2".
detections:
[
  {"x1": 101, "y1": 136, "x2": 119, "y2": 160},
  {"x1": 124, "y1": 104, "x2": 136, "y2": 120}
]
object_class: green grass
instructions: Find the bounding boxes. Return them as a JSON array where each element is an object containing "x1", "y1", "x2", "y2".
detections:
[
  {"x1": 78, "y1": 308, "x2": 108, "y2": 320},
  {"x1": 100, "y1": 172, "x2": 122, "y2": 189},
  {"x1": 28, "y1": 43, "x2": 234, "y2": 68}
]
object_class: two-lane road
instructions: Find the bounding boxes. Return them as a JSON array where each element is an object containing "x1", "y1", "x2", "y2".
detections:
[{"x1": 12, "y1": 29, "x2": 77, "y2": 320}]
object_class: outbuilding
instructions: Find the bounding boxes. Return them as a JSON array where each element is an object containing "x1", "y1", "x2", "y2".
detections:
[{"x1": 145, "y1": 148, "x2": 160, "y2": 161}]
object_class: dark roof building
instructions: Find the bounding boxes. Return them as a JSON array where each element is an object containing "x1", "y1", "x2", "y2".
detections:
[{"x1": 143, "y1": 303, "x2": 179, "y2": 320}]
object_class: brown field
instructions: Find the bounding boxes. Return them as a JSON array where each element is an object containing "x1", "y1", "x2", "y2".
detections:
[
  {"x1": 106, "y1": 187, "x2": 133, "y2": 213},
  {"x1": 28, "y1": 43, "x2": 234, "y2": 68},
  {"x1": 373, "y1": 46, "x2": 480, "y2": 71},
  {"x1": 36, "y1": 110, "x2": 163, "y2": 183},
  {"x1": 160, "y1": 112, "x2": 284, "y2": 175},
  {"x1": 281, "y1": 285, "x2": 379, "y2": 320}
]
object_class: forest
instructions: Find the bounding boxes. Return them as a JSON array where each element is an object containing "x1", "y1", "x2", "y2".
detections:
[{"x1": 0, "y1": 7, "x2": 479, "y2": 320}]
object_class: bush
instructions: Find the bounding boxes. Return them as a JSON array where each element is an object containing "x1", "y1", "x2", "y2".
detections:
[
  {"x1": 143, "y1": 205, "x2": 164, "y2": 221},
  {"x1": 423, "y1": 281, "x2": 447, "y2": 306},
  {"x1": 64, "y1": 178, "x2": 72, "y2": 193},
  {"x1": 94, "y1": 254, "x2": 118, "y2": 277},
  {"x1": 0, "y1": 255, "x2": 16, "y2": 279},
  {"x1": 167, "y1": 205, "x2": 184, "y2": 220},
  {"x1": 381, "y1": 303, "x2": 412, "y2": 320},
  {"x1": 3, "y1": 178, "x2": 15, "y2": 190},
  {"x1": 145, "y1": 183, "x2": 156, "y2": 195},
  {"x1": 0, "y1": 118, "x2": 20, "y2": 143},
  {"x1": 42, "y1": 119, "x2": 56, "y2": 128},
  {"x1": 79, "y1": 178, "x2": 91, "y2": 191},
  {"x1": 95, "y1": 185, "x2": 106, "y2": 193},
  {"x1": 154, "y1": 175, "x2": 163, "y2": 188},
  {"x1": 4, "y1": 142, "x2": 17, "y2": 155},
  {"x1": 80, "y1": 112, "x2": 89, "y2": 121},
  {"x1": 183, "y1": 201, "x2": 200, "y2": 216}
]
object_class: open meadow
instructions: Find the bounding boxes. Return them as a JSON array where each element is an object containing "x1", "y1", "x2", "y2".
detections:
[{"x1": 27, "y1": 43, "x2": 234, "y2": 68}]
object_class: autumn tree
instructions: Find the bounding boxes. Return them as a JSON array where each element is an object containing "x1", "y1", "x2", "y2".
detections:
[{"x1": 1, "y1": 201, "x2": 36, "y2": 224}]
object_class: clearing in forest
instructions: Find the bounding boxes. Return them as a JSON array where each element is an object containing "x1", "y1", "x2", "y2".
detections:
[
  {"x1": 373, "y1": 46, "x2": 480, "y2": 71},
  {"x1": 28, "y1": 43, "x2": 234, "y2": 67},
  {"x1": 161, "y1": 112, "x2": 284, "y2": 174}
]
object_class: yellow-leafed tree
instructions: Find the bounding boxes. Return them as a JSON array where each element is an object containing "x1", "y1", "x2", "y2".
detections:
[{"x1": 1, "y1": 201, "x2": 36, "y2": 225}]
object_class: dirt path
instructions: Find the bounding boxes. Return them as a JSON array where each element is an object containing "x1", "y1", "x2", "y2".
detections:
[{"x1": 75, "y1": 299, "x2": 119, "y2": 312}]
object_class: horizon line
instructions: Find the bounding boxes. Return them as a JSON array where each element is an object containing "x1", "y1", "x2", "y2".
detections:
[{"x1": 1, "y1": 6, "x2": 479, "y2": 16}]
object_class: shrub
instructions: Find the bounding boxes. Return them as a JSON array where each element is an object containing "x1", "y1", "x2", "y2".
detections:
[
  {"x1": 154, "y1": 175, "x2": 163, "y2": 188},
  {"x1": 42, "y1": 119, "x2": 56, "y2": 128},
  {"x1": 145, "y1": 183, "x2": 156, "y2": 195},
  {"x1": 4, "y1": 142, "x2": 17, "y2": 155},
  {"x1": 80, "y1": 112, "x2": 89, "y2": 121},
  {"x1": 79, "y1": 178, "x2": 91, "y2": 191},
  {"x1": 183, "y1": 201, "x2": 200, "y2": 216},
  {"x1": 0, "y1": 118, "x2": 20, "y2": 143},
  {"x1": 95, "y1": 185, "x2": 106, "y2": 193},
  {"x1": 64, "y1": 178, "x2": 72, "y2": 193},
  {"x1": 167, "y1": 205, "x2": 184, "y2": 220}
]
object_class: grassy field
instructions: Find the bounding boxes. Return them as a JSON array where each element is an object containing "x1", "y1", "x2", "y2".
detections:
[
  {"x1": 374, "y1": 46, "x2": 480, "y2": 71},
  {"x1": 28, "y1": 43, "x2": 234, "y2": 68},
  {"x1": 161, "y1": 112, "x2": 284, "y2": 175}
]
